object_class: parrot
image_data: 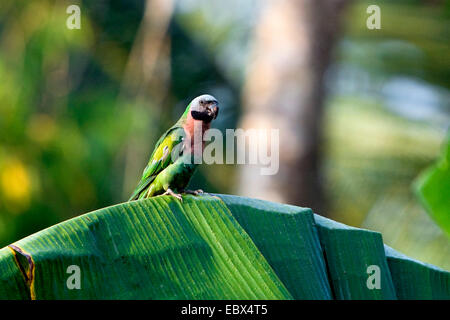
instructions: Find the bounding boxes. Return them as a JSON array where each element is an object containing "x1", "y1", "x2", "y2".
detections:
[{"x1": 128, "y1": 94, "x2": 219, "y2": 202}]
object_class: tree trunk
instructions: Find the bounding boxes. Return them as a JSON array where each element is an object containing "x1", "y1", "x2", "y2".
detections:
[{"x1": 238, "y1": 0, "x2": 348, "y2": 213}]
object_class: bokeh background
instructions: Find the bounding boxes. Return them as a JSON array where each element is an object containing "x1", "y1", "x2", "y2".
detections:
[{"x1": 0, "y1": 0, "x2": 449, "y2": 269}]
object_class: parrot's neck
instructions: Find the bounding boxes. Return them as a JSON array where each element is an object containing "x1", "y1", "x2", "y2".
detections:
[{"x1": 183, "y1": 113, "x2": 211, "y2": 153}]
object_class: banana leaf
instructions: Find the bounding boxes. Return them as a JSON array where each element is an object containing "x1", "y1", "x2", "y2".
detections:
[
  {"x1": 0, "y1": 194, "x2": 448, "y2": 300},
  {"x1": 0, "y1": 247, "x2": 30, "y2": 299},
  {"x1": 313, "y1": 214, "x2": 397, "y2": 299},
  {"x1": 415, "y1": 139, "x2": 450, "y2": 238},
  {"x1": 385, "y1": 245, "x2": 450, "y2": 299},
  {"x1": 0, "y1": 195, "x2": 291, "y2": 299},
  {"x1": 217, "y1": 194, "x2": 332, "y2": 299}
]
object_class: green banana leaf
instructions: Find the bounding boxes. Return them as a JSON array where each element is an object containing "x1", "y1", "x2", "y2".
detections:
[
  {"x1": 217, "y1": 195, "x2": 332, "y2": 299},
  {"x1": 385, "y1": 245, "x2": 450, "y2": 299},
  {"x1": 313, "y1": 215, "x2": 396, "y2": 299},
  {"x1": 415, "y1": 139, "x2": 450, "y2": 238},
  {"x1": 0, "y1": 247, "x2": 30, "y2": 299},
  {"x1": 0, "y1": 195, "x2": 291, "y2": 300},
  {"x1": 0, "y1": 194, "x2": 448, "y2": 300}
]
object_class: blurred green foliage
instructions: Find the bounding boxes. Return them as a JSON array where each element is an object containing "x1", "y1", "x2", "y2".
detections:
[
  {"x1": 0, "y1": 0, "x2": 144, "y2": 245},
  {"x1": 323, "y1": 0, "x2": 449, "y2": 269}
]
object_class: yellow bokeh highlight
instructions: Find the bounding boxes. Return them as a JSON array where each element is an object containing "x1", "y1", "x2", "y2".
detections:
[{"x1": 1, "y1": 159, "x2": 31, "y2": 211}]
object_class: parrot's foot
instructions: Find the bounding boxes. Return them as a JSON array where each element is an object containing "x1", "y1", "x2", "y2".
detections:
[
  {"x1": 183, "y1": 189, "x2": 221, "y2": 200},
  {"x1": 183, "y1": 189, "x2": 204, "y2": 196},
  {"x1": 162, "y1": 188, "x2": 183, "y2": 202}
]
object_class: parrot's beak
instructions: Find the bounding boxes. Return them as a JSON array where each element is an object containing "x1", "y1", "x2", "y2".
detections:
[
  {"x1": 204, "y1": 102, "x2": 219, "y2": 121},
  {"x1": 211, "y1": 104, "x2": 219, "y2": 120}
]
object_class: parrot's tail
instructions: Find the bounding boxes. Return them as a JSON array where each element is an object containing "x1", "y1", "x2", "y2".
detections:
[{"x1": 128, "y1": 175, "x2": 156, "y2": 201}]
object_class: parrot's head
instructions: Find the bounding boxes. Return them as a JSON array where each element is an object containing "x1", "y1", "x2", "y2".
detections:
[{"x1": 188, "y1": 94, "x2": 219, "y2": 124}]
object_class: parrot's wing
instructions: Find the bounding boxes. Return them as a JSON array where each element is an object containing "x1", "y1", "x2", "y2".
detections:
[{"x1": 128, "y1": 126, "x2": 185, "y2": 201}]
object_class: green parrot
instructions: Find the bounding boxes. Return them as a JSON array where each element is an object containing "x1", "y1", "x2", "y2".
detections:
[{"x1": 128, "y1": 94, "x2": 219, "y2": 202}]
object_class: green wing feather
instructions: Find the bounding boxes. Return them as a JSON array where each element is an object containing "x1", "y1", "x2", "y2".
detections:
[{"x1": 128, "y1": 126, "x2": 185, "y2": 201}]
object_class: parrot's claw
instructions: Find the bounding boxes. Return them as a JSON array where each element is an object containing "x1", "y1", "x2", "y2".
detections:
[
  {"x1": 184, "y1": 189, "x2": 204, "y2": 196},
  {"x1": 163, "y1": 188, "x2": 183, "y2": 202},
  {"x1": 183, "y1": 189, "x2": 221, "y2": 200}
]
